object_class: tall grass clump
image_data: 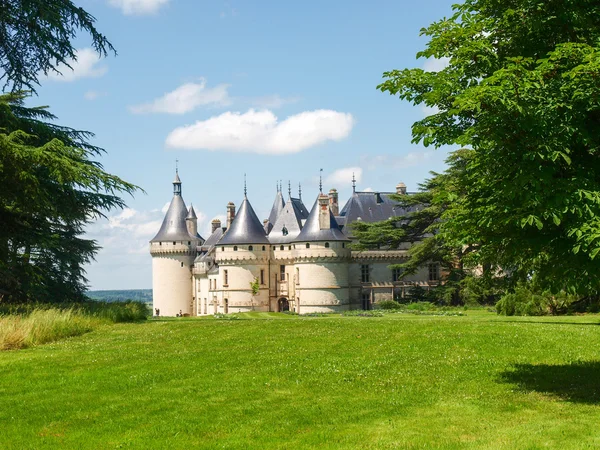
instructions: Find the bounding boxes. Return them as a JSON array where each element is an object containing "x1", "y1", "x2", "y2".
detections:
[
  {"x1": 0, "y1": 301, "x2": 149, "y2": 350},
  {"x1": 0, "y1": 309, "x2": 97, "y2": 350}
]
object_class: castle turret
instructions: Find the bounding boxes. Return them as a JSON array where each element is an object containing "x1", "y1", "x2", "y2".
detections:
[
  {"x1": 186, "y1": 204, "x2": 199, "y2": 238},
  {"x1": 216, "y1": 189, "x2": 271, "y2": 313},
  {"x1": 292, "y1": 194, "x2": 351, "y2": 313},
  {"x1": 150, "y1": 171, "x2": 201, "y2": 316}
]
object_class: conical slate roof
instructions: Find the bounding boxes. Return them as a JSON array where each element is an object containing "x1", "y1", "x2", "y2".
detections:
[
  {"x1": 186, "y1": 204, "x2": 197, "y2": 219},
  {"x1": 267, "y1": 191, "x2": 285, "y2": 226},
  {"x1": 268, "y1": 197, "x2": 305, "y2": 244},
  {"x1": 151, "y1": 195, "x2": 198, "y2": 242},
  {"x1": 293, "y1": 196, "x2": 350, "y2": 243},
  {"x1": 219, "y1": 197, "x2": 270, "y2": 245}
]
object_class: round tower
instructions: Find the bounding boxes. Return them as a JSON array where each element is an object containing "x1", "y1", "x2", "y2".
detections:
[
  {"x1": 149, "y1": 171, "x2": 202, "y2": 316},
  {"x1": 292, "y1": 192, "x2": 351, "y2": 314},
  {"x1": 215, "y1": 193, "x2": 270, "y2": 313}
]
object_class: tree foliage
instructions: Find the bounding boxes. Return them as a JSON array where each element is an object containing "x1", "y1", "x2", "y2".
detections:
[
  {"x1": 379, "y1": 0, "x2": 600, "y2": 295},
  {"x1": 0, "y1": 0, "x2": 114, "y2": 92},
  {"x1": 352, "y1": 150, "x2": 472, "y2": 304},
  {"x1": 0, "y1": 1, "x2": 136, "y2": 303},
  {"x1": 0, "y1": 93, "x2": 137, "y2": 302}
]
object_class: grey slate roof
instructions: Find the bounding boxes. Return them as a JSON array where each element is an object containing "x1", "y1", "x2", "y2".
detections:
[
  {"x1": 267, "y1": 191, "x2": 285, "y2": 226},
  {"x1": 186, "y1": 204, "x2": 197, "y2": 219},
  {"x1": 268, "y1": 197, "x2": 306, "y2": 244},
  {"x1": 151, "y1": 194, "x2": 199, "y2": 242},
  {"x1": 293, "y1": 197, "x2": 350, "y2": 243},
  {"x1": 219, "y1": 197, "x2": 270, "y2": 245},
  {"x1": 291, "y1": 197, "x2": 309, "y2": 219},
  {"x1": 200, "y1": 226, "x2": 224, "y2": 251},
  {"x1": 338, "y1": 191, "x2": 418, "y2": 237}
]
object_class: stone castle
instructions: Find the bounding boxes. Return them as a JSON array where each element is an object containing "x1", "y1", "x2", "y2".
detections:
[{"x1": 149, "y1": 172, "x2": 440, "y2": 316}]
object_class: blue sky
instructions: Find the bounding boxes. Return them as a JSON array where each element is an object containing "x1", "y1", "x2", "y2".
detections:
[{"x1": 33, "y1": 0, "x2": 456, "y2": 290}]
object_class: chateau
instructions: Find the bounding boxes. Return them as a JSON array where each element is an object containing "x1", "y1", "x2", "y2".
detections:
[{"x1": 149, "y1": 172, "x2": 440, "y2": 316}]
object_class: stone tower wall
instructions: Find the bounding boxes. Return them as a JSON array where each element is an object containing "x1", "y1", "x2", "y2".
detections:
[{"x1": 150, "y1": 242, "x2": 194, "y2": 316}]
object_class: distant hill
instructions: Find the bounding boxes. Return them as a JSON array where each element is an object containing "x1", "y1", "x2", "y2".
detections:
[{"x1": 86, "y1": 289, "x2": 152, "y2": 303}]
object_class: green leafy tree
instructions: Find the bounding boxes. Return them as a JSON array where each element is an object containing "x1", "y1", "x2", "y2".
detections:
[
  {"x1": 0, "y1": 1, "x2": 137, "y2": 302},
  {"x1": 0, "y1": 0, "x2": 114, "y2": 92},
  {"x1": 379, "y1": 0, "x2": 600, "y2": 295},
  {"x1": 352, "y1": 150, "x2": 472, "y2": 305}
]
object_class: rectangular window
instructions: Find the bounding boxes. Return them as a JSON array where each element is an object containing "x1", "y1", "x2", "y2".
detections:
[
  {"x1": 260, "y1": 269, "x2": 265, "y2": 285},
  {"x1": 295, "y1": 267, "x2": 300, "y2": 285},
  {"x1": 361, "y1": 264, "x2": 370, "y2": 283},
  {"x1": 280, "y1": 265, "x2": 286, "y2": 282},
  {"x1": 223, "y1": 270, "x2": 228, "y2": 286},
  {"x1": 428, "y1": 263, "x2": 439, "y2": 282},
  {"x1": 392, "y1": 268, "x2": 403, "y2": 282}
]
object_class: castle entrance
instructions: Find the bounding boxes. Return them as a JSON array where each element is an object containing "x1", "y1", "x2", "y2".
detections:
[{"x1": 278, "y1": 297, "x2": 289, "y2": 312}]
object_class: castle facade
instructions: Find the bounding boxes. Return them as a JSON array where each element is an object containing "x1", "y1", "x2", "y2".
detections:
[{"x1": 149, "y1": 172, "x2": 439, "y2": 316}]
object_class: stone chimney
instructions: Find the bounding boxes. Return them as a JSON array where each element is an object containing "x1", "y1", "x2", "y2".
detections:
[
  {"x1": 226, "y1": 202, "x2": 236, "y2": 229},
  {"x1": 318, "y1": 193, "x2": 330, "y2": 230},
  {"x1": 211, "y1": 218, "x2": 221, "y2": 233},
  {"x1": 328, "y1": 188, "x2": 339, "y2": 216},
  {"x1": 396, "y1": 182, "x2": 407, "y2": 195}
]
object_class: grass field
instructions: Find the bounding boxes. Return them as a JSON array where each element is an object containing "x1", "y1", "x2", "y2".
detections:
[{"x1": 1, "y1": 311, "x2": 599, "y2": 449}]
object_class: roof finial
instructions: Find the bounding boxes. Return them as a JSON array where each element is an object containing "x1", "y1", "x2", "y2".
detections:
[
  {"x1": 244, "y1": 173, "x2": 247, "y2": 197},
  {"x1": 288, "y1": 180, "x2": 291, "y2": 199},
  {"x1": 298, "y1": 182, "x2": 302, "y2": 200},
  {"x1": 319, "y1": 168, "x2": 323, "y2": 193},
  {"x1": 352, "y1": 172, "x2": 356, "y2": 193}
]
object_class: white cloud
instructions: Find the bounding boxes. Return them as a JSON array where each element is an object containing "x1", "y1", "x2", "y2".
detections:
[
  {"x1": 326, "y1": 167, "x2": 363, "y2": 186},
  {"x1": 130, "y1": 79, "x2": 231, "y2": 114},
  {"x1": 362, "y1": 187, "x2": 374, "y2": 192},
  {"x1": 108, "y1": 0, "x2": 170, "y2": 15},
  {"x1": 423, "y1": 57, "x2": 450, "y2": 72},
  {"x1": 46, "y1": 48, "x2": 107, "y2": 82},
  {"x1": 85, "y1": 203, "x2": 209, "y2": 289},
  {"x1": 166, "y1": 109, "x2": 355, "y2": 154}
]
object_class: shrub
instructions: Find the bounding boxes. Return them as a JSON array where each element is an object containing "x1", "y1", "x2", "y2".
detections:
[
  {"x1": 495, "y1": 284, "x2": 578, "y2": 316},
  {"x1": 377, "y1": 300, "x2": 401, "y2": 310}
]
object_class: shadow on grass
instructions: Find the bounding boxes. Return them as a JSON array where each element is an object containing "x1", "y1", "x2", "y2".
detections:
[{"x1": 500, "y1": 361, "x2": 600, "y2": 404}]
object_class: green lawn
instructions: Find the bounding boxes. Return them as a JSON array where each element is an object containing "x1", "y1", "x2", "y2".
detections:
[{"x1": 1, "y1": 311, "x2": 599, "y2": 449}]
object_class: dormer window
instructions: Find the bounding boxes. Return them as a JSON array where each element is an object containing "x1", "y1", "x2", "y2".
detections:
[{"x1": 282, "y1": 226, "x2": 288, "y2": 236}]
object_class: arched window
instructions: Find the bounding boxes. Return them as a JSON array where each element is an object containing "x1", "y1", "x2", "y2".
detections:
[
  {"x1": 325, "y1": 242, "x2": 330, "y2": 248},
  {"x1": 306, "y1": 243, "x2": 310, "y2": 249},
  {"x1": 280, "y1": 245, "x2": 284, "y2": 251},
  {"x1": 221, "y1": 247, "x2": 225, "y2": 251},
  {"x1": 288, "y1": 245, "x2": 292, "y2": 250},
  {"x1": 249, "y1": 245, "x2": 253, "y2": 251},
  {"x1": 233, "y1": 246, "x2": 238, "y2": 251}
]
